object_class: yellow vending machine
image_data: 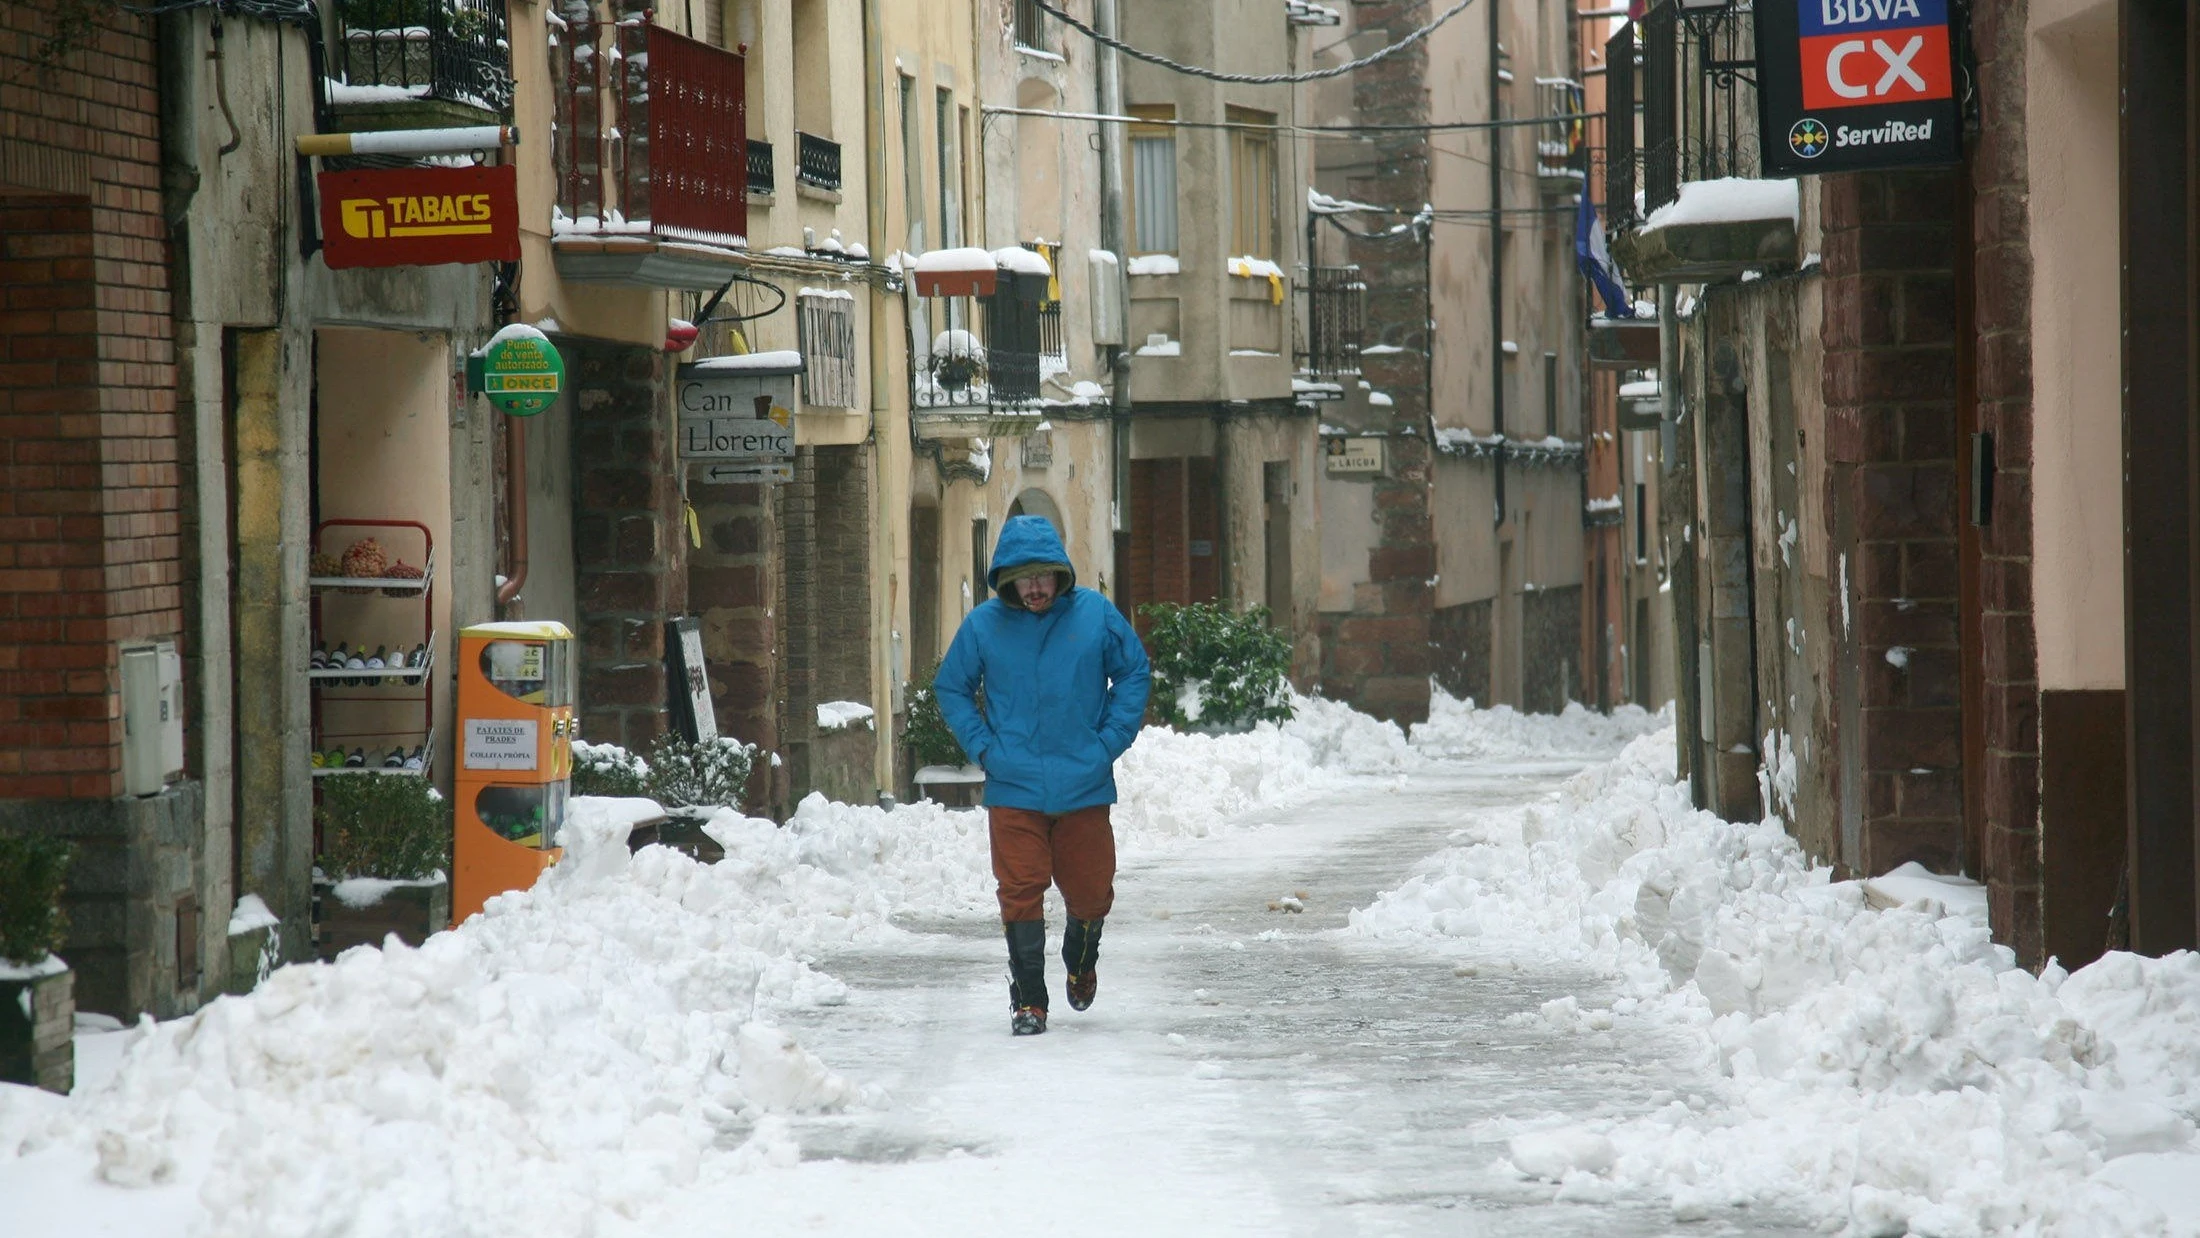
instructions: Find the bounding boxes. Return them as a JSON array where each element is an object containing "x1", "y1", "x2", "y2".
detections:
[{"x1": 453, "y1": 621, "x2": 575, "y2": 924}]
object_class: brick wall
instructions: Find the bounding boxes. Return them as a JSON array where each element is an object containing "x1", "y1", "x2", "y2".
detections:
[
  {"x1": 0, "y1": 2, "x2": 182, "y2": 799},
  {"x1": 1968, "y1": 0, "x2": 2042, "y2": 965},
  {"x1": 690, "y1": 477, "x2": 778, "y2": 810},
  {"x1": 778, "y1": 443, "x2": 874, "y2": 805},
  {"x1": 1522, "y1": 583, "x2": 1583, "y2": 714},
  {"x1": 568, "y1": 340, "x2": 683, "y2": 748},
  {"x1": 1430, "y1": 597, "x2": 1491, "y2": 704},
  {"x1": 1820, "y1": 170, "x2": 1968, "y2": 876}
]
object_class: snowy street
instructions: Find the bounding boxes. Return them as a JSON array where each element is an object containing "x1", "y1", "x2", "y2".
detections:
[
  {"x1": 3, "y1": 696, "x2": 2199, "y2": 1237},
  {"x1": 731, "y1": 761, "x2": 1814, "y2": 1235}
]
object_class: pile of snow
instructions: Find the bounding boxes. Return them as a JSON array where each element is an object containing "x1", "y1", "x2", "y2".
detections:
[
  {"x1": 1640, "y1": 176, "x2": 1799, "y2": 232},
  {"x1": 1353, "y1": 728, "x2": 2200, "y2": 1235},
  {"x1": 814, "y1": 700, "x2": 875, "y2": 732},
  {"x1": 1408, "y1": 686, "x2": 1665, "y2": 759}
]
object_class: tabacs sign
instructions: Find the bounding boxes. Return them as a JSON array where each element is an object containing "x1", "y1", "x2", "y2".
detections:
[
  {"x1": 1754, "y1": 0, "x2": 1962, "y2": 176},
  {"x1": 318, "y1": 164, "x2": 521, "y2": 269}
]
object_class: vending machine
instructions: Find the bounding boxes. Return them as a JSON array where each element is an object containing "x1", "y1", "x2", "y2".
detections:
[{"x1": 453, "y1": 620, "x2": 575, "y2": 924}]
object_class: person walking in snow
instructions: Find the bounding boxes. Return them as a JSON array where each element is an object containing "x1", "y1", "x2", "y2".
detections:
[{"x1": 935, "y1": 514, "x2": 1152, "y2": 1036}]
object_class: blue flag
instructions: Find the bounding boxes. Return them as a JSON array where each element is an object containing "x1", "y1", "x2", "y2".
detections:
[{"x1": 1574, "y1": 193, "x2": 1634, "y2": 319}]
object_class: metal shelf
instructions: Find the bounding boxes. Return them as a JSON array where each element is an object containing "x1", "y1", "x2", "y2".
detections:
[
  {"x1": 307, "y1": 636, "x2": 437, "y2": 683},
  {"x1": 313, "y1": 728, "x2": 435, "y2": 779},
  {"x1": 309, "y1": 548, "x2": 435, "y2": 595}
]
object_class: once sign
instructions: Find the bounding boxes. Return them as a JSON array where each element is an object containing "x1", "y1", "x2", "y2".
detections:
[
  {"x1": 1755, "y1": 0, "x2": 1960, "y2": 176},
  {"x1": 475, "y1": 326, "x2": 565, "y2": 417}
]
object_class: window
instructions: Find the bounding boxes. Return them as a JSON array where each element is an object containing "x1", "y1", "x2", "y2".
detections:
[
  {"x1": 937, "y1": 88, "x2": 963, "y2": 248},
  {"x1": 793, "y1": 0, "x2": 830, "y2": 138},
  {"x1": 899, "y1": 74, "x2": 925, "y2": 252},
  {"x1": 1228, "y1": 107, "x2": 1277, "y2": 259},
  {"x1": 1013, "y1": 0, "x2": 1047, "y2": 50},
  {"x1": 1128, "y1": 104, "x2": 1177, "y2": 255},
  {"x1": 798, "y1": 291, "x2": 859, "y2": 408}
]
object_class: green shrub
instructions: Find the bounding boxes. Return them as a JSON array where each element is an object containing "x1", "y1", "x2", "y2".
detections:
[
  {"x1": 1137, "y1": 601, "x2": 1295, "y2": 731},
  {"x1": 640, "y1": 735, "x2": 754, "y2": 809},
  {"x1": 572, "y1": 739, "x2": 650, "y2": 798},
  {"x1": 0, "y1": 829, "x2": 73, "y2": 965},
  {"x1": 317, "y1": 774, "x2": 452, "y2": 881},
  {"x1": 904, "y1": 659, "x2": 970, "y2": 768}
]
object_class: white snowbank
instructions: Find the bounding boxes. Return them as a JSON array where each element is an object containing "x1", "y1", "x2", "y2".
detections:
[
  {"x1": 1409, "y1": 686, "x2": 1665, "y2": 759},
  {"x1": 1353, "y1": 727, "x2": 2200, "y2": 1235}
]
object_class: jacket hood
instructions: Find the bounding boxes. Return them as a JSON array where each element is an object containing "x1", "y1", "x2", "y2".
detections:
[{"x1": 988, "y1": 515, "x2": 1077, "y2": 595}]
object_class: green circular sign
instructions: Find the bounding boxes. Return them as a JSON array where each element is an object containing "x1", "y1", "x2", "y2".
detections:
[{"x1": 480, "y1": 329, "x2": 565, "y2": 416}]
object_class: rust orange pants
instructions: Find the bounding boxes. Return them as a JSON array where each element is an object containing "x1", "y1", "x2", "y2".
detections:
[{"x1": 989, "y1": 804, "x2": 1116, "y2": 923}]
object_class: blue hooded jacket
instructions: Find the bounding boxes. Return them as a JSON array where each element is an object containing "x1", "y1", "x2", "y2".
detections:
[{"x1": 935, "y1": 515, "x2": 1151, "y2": 814}]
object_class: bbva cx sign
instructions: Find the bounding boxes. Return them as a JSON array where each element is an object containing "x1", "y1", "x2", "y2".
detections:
[{"x1": 1755, "y1": 0, "x2": 1962, "y2": 176}]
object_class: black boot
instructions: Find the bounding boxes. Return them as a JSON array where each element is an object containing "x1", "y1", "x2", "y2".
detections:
[
  {"x1": 1062, "y1": 916, "x2": 1103, "y2": 1011},
  {"x1": 1005, "y1": 920, "x2": 1049, "y2": 1035}
]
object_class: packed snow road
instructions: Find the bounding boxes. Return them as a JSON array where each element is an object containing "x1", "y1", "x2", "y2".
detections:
[{"x1": 711, "y1": 761, "x2": 1816, "y2": 1236}]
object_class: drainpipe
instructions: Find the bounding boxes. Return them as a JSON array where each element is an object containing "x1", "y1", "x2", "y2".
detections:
[
  {"x1": 1097, "y1": 0, "x2": 1134, "y2": 619},
  {"x1": 862, "y1": 0, "x2": 891, "y2": 424},
  {"x1": 494, "y1": 261, "x2": 527, "y2": 609},
  {"x1": 1489, "y1": 0, "x2": 1506, "y2": 528}
]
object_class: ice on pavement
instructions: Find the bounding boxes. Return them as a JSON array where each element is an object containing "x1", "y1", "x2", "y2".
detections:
[
  {"x1": 4, "y1": 693, "x2": 2196, "y2": 1236},
  {"x1": 1352, "y1": 727, "x2": 2200, "y2": 1236}
]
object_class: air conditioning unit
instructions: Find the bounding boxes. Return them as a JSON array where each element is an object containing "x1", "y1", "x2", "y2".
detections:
[{"x1": 121, "y1": 640, "x2": 184, "y2": 797}]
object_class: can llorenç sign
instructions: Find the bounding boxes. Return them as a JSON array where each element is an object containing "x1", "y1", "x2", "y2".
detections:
[
  {"x1": 318, "y1": 164, "x2": 521, "y2": 269},
  {"x1": 477, "y1": 325, "x2": 565, "y2": 417}
]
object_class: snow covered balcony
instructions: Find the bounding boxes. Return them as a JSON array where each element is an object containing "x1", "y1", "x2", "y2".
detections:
[
  {"x1": 904, "y1": 247, "x2": 1052, "y2": 441},
  {"x1": 326, "y1": 0, "x2": 512, "y2": 126},
  {"x1": 548, "y1": 14, "x2": 750, "y2": 289},
  {"x1": 1608, "y1": 177, "x2": 1801, "y2": 285}
]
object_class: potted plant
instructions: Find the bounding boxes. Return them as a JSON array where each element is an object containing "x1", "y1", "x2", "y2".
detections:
[
  {"x1": 0, "y1": 827, "x2": 75, "y2": 1094},
  {"x1": 1138, "y1": 601, "x2": 1296, "y2": 733},
  {"x1": 573, "y1": 735, "x2": 754, "y2": 861},
  {"x1": 314, "y1": 773, "x2": 453, "y2": 957},
  {"x1": 906, "y1": 659, "x2": 984, "y2": 807}
]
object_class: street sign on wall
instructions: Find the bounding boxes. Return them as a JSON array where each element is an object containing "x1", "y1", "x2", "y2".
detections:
[
  {"x1": 1754, "y1": 0, "x2": 1962, "y2": 176},
  {"x1": 1325, "y1": 436, "x2": 1387, "y2": 476},
  {"x1": 677, "y1": 355, "x2": 802, "y2": 481},
  {"x1": 318, "y1": 164, "x2": 521, "y2": 269}
]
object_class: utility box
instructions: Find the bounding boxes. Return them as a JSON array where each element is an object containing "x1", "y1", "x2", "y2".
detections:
[
  {"x1": 453, "y1": 621, "x2": 575, "y2": 925},
  {"x1": 120, "y1": 640, "x2": 184, "y2": 797}
]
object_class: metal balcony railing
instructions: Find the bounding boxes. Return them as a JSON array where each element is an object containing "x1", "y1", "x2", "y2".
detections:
[
  {"x1": 912, "y1": 275, "x2": 1046, "y2": 411},
  {"x1": 1536, "y1": 77, "x2": 1588, "y2": 191},
  {"x1": 1020, "y1": 241, "x2": 1065, "y2": 360},
  {"x1": 552, "y1": 18, "x2": 748, "y2": 247},
  {"x1": 1013, "y1": 0, "x2": 1048, "y2": 50},
  {"x1": 1299, "y1": 265, "x2": 1364, "y2": 379},
  {"x1": 796, "y1": 132, "x2": 842, "y2": 192},
  {"x1": 1605, "y1": 23, "x2": 1636, "y2": 228},
  {"x1": 333, "y1": 0, "x2": 512, "y2": 113},
  {"x1": 747, "y1": 138, "x2": 774, "y2": 195}
]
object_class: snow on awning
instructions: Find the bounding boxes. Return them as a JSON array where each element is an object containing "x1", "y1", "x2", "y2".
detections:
[
  {"x1": 912, "y1": 247, "x2": 999, "y2": 297},
  {"x1": 1640, "y1": 177, "x2": 1800, "y2": 233},
  {"x1": 684, "y1": 349, "x2": 806, "y2": 376}
]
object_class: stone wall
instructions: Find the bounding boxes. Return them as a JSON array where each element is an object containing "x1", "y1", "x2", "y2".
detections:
[
  {"x1": 1430, "y1": 597, "x2": 1491, "y2": 706},
  {"x1": 1522, "y1": 584, "x2": 1583, "y2": 714},
  {"x1": 780, "y1": 444, "x2": 875, "y2": 806},
  {"x1": 689, "y1": 477, "x2": 781, "y2": 813},
  {"x1": 568, "y1": 340, "x2": 683, "y2": 748}
]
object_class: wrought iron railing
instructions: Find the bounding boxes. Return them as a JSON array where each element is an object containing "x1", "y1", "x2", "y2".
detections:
[
  {"x1": 1021, "y1": 241, "x2": 1065, "y2": 360},
  {"x1": 551, "y1": 18, "x2": 748, "y2": 247},
  {"x1": 911, "y1": 272, "x2": 1045, "y2": 410},
  {"x1": 1605, "y1": 22, "x2": 1637, "y2": 228},
  {"x1": 796, "y1": 132, "x2": 841, "y2": 192},
  {"x1": 333, "y1": 0, "x2": 512, "y2": 114},
  {"x1": 1536, "y1": 77, "x2": 1588, "y2": 190},
  {"x1": 747, "y1": 138, "x2": 774, "y2": 195},
  {"x1": 1639, "y1": 5, "x2": 1679, "y2": 218},
  {"x1": 1013, "y1": 0, "x2": 1048, "y2": 50},
  {"x1": 1299, "y1": 264, "x2": 1364, "y2": 379}
]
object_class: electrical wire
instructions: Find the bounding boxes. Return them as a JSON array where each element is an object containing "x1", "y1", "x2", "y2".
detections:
[{"x1": 1031, "y1": 0, "x2": 1479, "y2": 85}]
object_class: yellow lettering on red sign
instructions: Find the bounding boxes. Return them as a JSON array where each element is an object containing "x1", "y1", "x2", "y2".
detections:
[{"x1": 339, "y1": 193, "x2": 498, "y2": 240}]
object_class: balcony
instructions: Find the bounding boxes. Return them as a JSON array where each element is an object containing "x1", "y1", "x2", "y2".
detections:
[
  {"x1": 549, "y1": 17, "x2": 750, "y2": 289},
  {"x1": 907, "y1": 248, "x2": 1049, "y2": 440},
  {"x1": 1013, "y1": 0, "x2": 1049, "y2": 51},
  {"x1": 796, "y1": 132, "x2": 842, "y2": 195},
  {"x1": 1535, "y1": 78, "x2": 1587, "y2": 196},
  {"x1": 1298, "y1": 264, "x2": 1363, "y2": 379},
  {"x1": 328, "y1": 0, "x2": 512, "y2": 126},
  {"x1": 746, "y1": 138, "x2": 774, "y2": 196}
]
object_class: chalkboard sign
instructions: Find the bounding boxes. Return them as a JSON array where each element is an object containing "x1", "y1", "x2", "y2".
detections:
[{"x1": 664, "y1": 617, "x2": 718, "y2": 743}]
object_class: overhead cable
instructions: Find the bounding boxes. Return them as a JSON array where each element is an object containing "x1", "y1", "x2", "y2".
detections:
[{"x1": 1031, "y1": 0, "x2": 1478, "y2": 85}]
